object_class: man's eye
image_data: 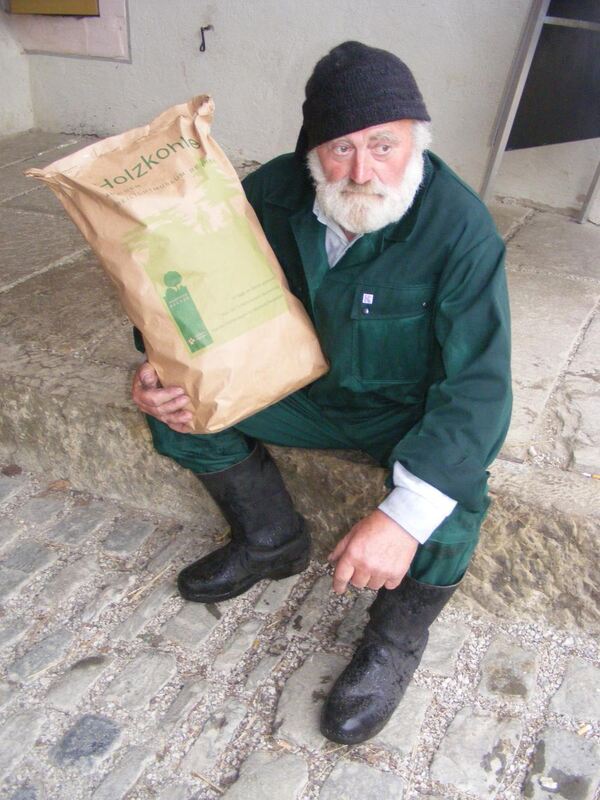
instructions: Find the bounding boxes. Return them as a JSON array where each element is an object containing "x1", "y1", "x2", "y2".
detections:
[
  {"x1": 334, "y1": 145, "x2": 351, "y2": 155},
  {"x1": 375, "y1": 144, "x2": 392, "y2": 155}
]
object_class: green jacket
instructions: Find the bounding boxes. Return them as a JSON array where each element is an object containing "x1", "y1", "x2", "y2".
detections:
[{"x1": 242, "y1": 152, "x2": 512, "y2": 512}]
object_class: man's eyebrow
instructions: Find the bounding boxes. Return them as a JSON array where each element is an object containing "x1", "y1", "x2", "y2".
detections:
[{"x1": 368, "y1": 131, "x2": 400, "y2": 144}]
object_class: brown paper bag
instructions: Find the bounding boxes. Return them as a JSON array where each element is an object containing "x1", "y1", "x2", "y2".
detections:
[{"x1": 27, "y1": 95, "x2": 329, "y2": 432}]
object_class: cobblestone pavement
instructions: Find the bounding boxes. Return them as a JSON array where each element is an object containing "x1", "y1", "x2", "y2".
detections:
[{"x1": 1, "y1": 467, "x2": 598, "y2": 800}]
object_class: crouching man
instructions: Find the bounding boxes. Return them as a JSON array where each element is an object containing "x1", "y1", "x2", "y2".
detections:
[{"x1": 131, "y1": 41, "x2": 512, "y2": 745}]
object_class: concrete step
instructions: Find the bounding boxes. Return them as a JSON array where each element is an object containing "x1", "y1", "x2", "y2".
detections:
[{"x1": 1, "y1": 132, "x2": 599, "y2": 631}]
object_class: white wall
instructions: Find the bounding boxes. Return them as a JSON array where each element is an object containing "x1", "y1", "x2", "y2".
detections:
[
  {"x1": 9, "y1": 0, "x2": 600, "y2": 214},
  {"x1": 0, "y1": 11, "x2": 34, "y2": 135}
]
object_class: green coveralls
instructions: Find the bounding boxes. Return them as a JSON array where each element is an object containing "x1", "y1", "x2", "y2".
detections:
[{"x1": 142, "y1": 151, "x2": 512, "y2": 586}]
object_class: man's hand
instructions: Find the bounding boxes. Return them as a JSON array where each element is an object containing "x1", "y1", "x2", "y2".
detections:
[
  {"x1": 328, "y1": 509, "x2": 419, "y2": 594},
  {"x1": 131, "y1": 362, "x2": 193, "y2": 433}
]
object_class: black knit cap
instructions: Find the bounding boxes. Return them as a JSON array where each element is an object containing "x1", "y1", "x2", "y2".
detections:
[{"x1": 295, "y1": 40, "x2": 430, "y2": 159}]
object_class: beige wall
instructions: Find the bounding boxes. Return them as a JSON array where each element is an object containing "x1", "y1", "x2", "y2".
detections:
[
  {"x1": 0, "y1": 11, "x2": 34, "y2": 135},
  {"x1": 3, "y1": 0, "x2": 599, "y2": 215}
]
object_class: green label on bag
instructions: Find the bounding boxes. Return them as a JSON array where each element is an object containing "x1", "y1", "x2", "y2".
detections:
[
  {"x1": 163, "y1": 271, "x2": 213, "y2": 352},
  {"x1": 123, "y1": 158, "x2": 287, "y2": 355}
]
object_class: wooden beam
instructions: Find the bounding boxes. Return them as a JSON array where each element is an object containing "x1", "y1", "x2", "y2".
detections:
[{"x1": 7, "y1": 0, "x2": 99, "y2": 15}]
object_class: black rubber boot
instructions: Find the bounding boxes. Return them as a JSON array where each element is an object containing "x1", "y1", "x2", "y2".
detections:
[
  {"x1": 320, "y1": 575, "x2": 458, "y2": 744},
  {"x1": 177, "y1": 443, "x2": 310, "y2": 603}
]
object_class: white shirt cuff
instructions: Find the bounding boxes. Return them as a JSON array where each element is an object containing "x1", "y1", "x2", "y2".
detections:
[{"x1": 378, "y1": 462, "x2": 457, "y2": 545}]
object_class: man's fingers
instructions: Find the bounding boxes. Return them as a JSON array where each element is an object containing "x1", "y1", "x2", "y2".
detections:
[
  {"x1": 332, "y1": 558, "x2": 355, "y2": 594},
  {"x1": 384, "y1": 576, "x2": 403, "y2": 590},
  {"x1": 144, "y1": 392, "x2": 190, "y2": 414},
  {"x1": 349, "y1": 569, "x2": 371, "y2": 590},
  {"x1": 328, "y1": 532, "x2": 351, "y2": 563},
  {"x1": 139, "y1": 386, "x2": 188, "y2": 410},
  {"x1": 167, "y1": 421, "x2": 194, "y2": 433},
  {"x1": 367, "y1": 575, "x2": 387, "y2": 591},
  {"x1": 136, "y1": 404, "x2": 193, "y2": 425},
  {"x1": 137, "y1": 363, "x2": 159, "y2": 389}
]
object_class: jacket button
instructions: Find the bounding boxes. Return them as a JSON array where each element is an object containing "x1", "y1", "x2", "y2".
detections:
[{"x1": 361, "y1": 307, "x2": 370, "y2": 315}]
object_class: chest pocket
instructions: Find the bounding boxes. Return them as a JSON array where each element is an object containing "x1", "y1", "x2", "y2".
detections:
[{"x1": 351, "y1": 284, "x2": 435, "y2": 384}]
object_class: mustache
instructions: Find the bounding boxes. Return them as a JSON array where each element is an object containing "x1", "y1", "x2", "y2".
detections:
[{"x1": 336, "y1": 178, "x2": 389, "y2": 197}]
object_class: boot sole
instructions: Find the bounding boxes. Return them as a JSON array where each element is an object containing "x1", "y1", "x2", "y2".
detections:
[
  {"x1": 319, "y1": 717, "x2": 390, "y2": 745},
  {"x1": 178, "y1": 553, "x2": 310, "y2": 604}
]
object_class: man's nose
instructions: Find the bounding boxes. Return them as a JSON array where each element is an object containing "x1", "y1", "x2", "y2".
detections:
[{"x1": 349, "y1": 150, "x2": 373, "y2": 184}]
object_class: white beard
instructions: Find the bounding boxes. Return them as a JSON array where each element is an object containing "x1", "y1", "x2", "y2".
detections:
[{"x1": 307, "y1": 124, "x2": 430, "y2": 235}]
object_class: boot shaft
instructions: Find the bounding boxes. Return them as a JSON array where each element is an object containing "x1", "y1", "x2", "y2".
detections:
[
  {"x1": 367, "y1": 575, "x2": 459, "y2": 650},
  {"x1": 197, "y1": 443, "x2": 302, "y2": 548}
]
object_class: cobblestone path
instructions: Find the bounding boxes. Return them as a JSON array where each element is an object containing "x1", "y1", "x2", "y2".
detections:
[{"x1": 0, "y1": 467, "x2": 598, "y2": 800}]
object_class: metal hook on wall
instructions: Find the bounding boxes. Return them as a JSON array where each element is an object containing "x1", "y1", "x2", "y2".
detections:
[{"x1": 199, "y1": 25, "x2": 213, "y2": 52}]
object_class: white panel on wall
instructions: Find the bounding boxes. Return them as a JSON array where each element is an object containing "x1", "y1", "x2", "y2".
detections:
[{"x1": 5, "y1": 0, "x2": 129, "y2": 60}]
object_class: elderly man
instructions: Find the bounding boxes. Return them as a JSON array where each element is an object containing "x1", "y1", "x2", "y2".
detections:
[{"x1": 132, "y1": 41, "x2": 512, "y2": 744}]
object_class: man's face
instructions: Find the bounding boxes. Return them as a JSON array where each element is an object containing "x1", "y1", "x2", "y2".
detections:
[
  {"x1": 307, "y1": 119, "x2": 429, "y2": 235},
  {"x1": 315, "y1": 119, "x2": 414, "y2": 186}
]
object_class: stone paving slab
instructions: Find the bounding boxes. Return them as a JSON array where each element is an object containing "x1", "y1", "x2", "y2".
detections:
[
  {"x1": 0, "y1": 136, "x2": 98, "y2": 202},
  {"x1": 46, "y1": 501, "x2": 116, "y2": 545},
  {"x1": 335, "y1": 589, "x2": 373, "y2": 647},
  {"x1": 103, "y1": 651, "x2": 176, "y2": 711},
  {"x1": 114, "y1": 582, "x2": 176, "y2": 641},
  {"x1": 288, "y1": 574, "x2": 333, "y2": 636},
  {"x1": 81, "y1": 571, "x2": 137, "y2": 624},
  {"x1": 489, "y1": 200, "x2": 534, "y2": 241},
  {"x1": 0, "y1": 618, "x2": 28, "y2": 650},
  {"x1": 38, "y1": 556, "x2": 100, "y2": 610},
  {"x1": 254, "y1": 574, "x2": 298, "y2": 614},
  {"x1": 371, "y1": 682, "x2": 433, "y2": 754},
  {"x1": 502, "y1": 268, "x2": 599, "y2": 461},
  {"x1": 181, "y1": 697, "x2": 248, "y2": 774},
  {"x1": 1, "y1": 538, "x2": 57, "y2": 573},
  {"x1": 91, "y1": 745, "x2": 153, "y2": 800},
  {"x1": 0, "y1": 472, "x2": 29, "y2": 505},
  {"x1": 162, "y1": 679, "x2": 207, "y2": 729},
  {"x1": 490, "y1": 459, "x2": 599, "y2": 524},
  {"x1": 421, "y1": 618, "x2": 470, "y2": 675},
  {"x1": 13, "y1": 492, "x2": 69, "y2": 528},
  {"x1": 0, "y1": 469, "x2": 598, "y2": 800},
  {"x1": 0, "y1": 710, "x2": 46, "y2": 779},
  {"x1": 478, "y1": 635, "x2": 538, "y2": 701},
  {"x1": 522, "y1": 727, "x2": 600, "y2": 800},
  {"x1": 0, "y1": 206, "x2": 87, "y2": 289},
  {"x1": 275, "y1": 652, "x2": 348, "y2": 750},
  {"x1": 222, "y1": 750, "x2": 308, "y2": 799},
  {"x1": 549, "y1": 658, "x2": 600, "y2": 721},
  {"x1": 53, "y1": 713, "x2": 121, "y2": 766},
  {"x1": 0, "y1": 130, "x2": 79, "y2": 167},
  {"x1": 530, "y1": 310, "x2": 600, "y2": 474},
  {"x1": 0, "y1": 253, "x2": 131, "y2": 363},
  {"x1": 3, "y1": 184, "x2": 66, "y2": 216},
  {"x1": 102, "y1": 517, "x2": 157, "y2": 557},
  {"x1": 319, "y1": 759, "x2": 405, "y2": 800},
  {"x1": 161, "y1": 601, "x2": 224, "y2": 651},
  {"x1": 430, "y1": 706, "x2": 522, "y2": 797},
  {"x1": 8, "y1": 627, "x2": 74, "y2": 682},
  {"x1": 506, "y1": 211, "x2": 600, "y2": 282},
  {"x1": 215, "y1": 617, "x2": 263, "y2": 672},
  {"x1": 47, "y1": 654, "x2": 110, "y2": 712}
]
